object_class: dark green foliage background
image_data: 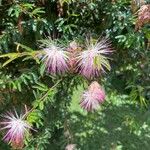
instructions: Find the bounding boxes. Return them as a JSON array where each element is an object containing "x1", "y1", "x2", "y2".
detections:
[{"x1": 0, "y1": 0, "x2": 149, "y2": 149}]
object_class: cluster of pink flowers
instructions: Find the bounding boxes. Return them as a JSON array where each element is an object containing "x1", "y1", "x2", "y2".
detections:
[
  {"x1": 40, "y1": 37, "x2": 111, "y2": 111},
  {"x1": 41, "y1": 37, "x2": 112, "y2": 78},
  {"x1": 0, "y1": 37, "x2": 112, "y2": 148},
  {"x1": 0, "y1": 108, "x2": 33, "y2": 149}
]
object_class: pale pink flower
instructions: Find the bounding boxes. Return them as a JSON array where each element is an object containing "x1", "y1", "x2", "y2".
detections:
[
  {"x1": 41, "y1": 41, "x2": 69, "y2": 74},
  {"x1": 136, "y1": 4, "x2": 150, "y2": 29},
  {"x1": 80, "y1": 81, "x2": 105, "y2": 111},
  {"x1": 67, "y1": 41, "x2": 81, "y2": 72},
  {"x1": 0, "y1": 109, "x2": 32, "y2": 149},
  {"x1": 77, "y1": 37, "x2": 112, "y2": 79}
]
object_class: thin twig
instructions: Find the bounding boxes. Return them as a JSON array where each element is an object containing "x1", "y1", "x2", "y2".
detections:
[{"x1": 23, "y1": 79, "x2": 62, "y2": 119}]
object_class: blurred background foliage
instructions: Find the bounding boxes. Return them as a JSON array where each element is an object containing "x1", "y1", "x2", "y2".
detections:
[{"x1": 0, "y1": 0, "x2": 150, "y2": 149}]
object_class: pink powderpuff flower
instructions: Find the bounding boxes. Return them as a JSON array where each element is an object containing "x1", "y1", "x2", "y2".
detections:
[
  {"x1": 80, "y1": 81, "x2": 105, "y2": 111},
  {"x1": 41, "y1": 41, "x2": 69, "y2": 74},
  {"x1": 0, "y1": 109, "x2": 33, "y2": 149},
  {"x1": 77, "y1": 37, "x2": 112, "y2": 79},
  {"x1": 67, "y1": 41, "x2": 81, "y2": 73},
  {"x1": 135, "y1": 4, "x2": 150, "y2": 30}
]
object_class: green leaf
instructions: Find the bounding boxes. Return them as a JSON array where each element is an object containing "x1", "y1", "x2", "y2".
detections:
[
  {"x1": 16, "y1": 81, "x2": 22, "y2": 92},
  {"x1": 32, "y1": 85, "x2": 48, "y2": 91},
  {"x1": 140, "y1": 96, "x2": 147, "y2": 107},
  {"x1": 39, "y1": 101, "x2": 44, "y2": 110},
  {"x1": 2, "y1": 58, "x2": 16, "y2": 67},
  {"x1": 40, "y1": 63, "x2": 46, "y2": 76},
  {"x1": 94, "y1": 55, "x2": 111, "y2": 71},
  {"x1": 27, "y1": 109, "x2": 42, "y2": 124},
  {"x1": 32, "y1": 82, "x2": 48, "y2": 91},
  {"x1": 0, "y1": 53, "x2": 18, "y2": 58},
  {"x1": 31, "y1": 8, "x2": 45, "y2": 16},
  {"x1": 15, "y1": 42, "x2": 34, "y2": 52}
]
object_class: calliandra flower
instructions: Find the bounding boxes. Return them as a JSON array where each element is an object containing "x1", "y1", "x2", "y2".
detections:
[
  {"x1": 80, "y1": 81, "x2": 105, "y2": 111},
  {"x1": 65, "y1": 144, "x2": 76, "y2": 150},
  {"x1": 0, "y1": 109, "x2": 33, "y2": 149},
  {"x1": 77, "y1": 37, "x2": 112, "y2": 79},
  {"x1": 67, "y1": 41, "x2": 81, "y2": 72},
  {"x1": 135, "y1": 4, "x2": 150, "y2": 30},
  {"x1": 40, "y1": 39, "x2": 69, "y2": 74}
]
